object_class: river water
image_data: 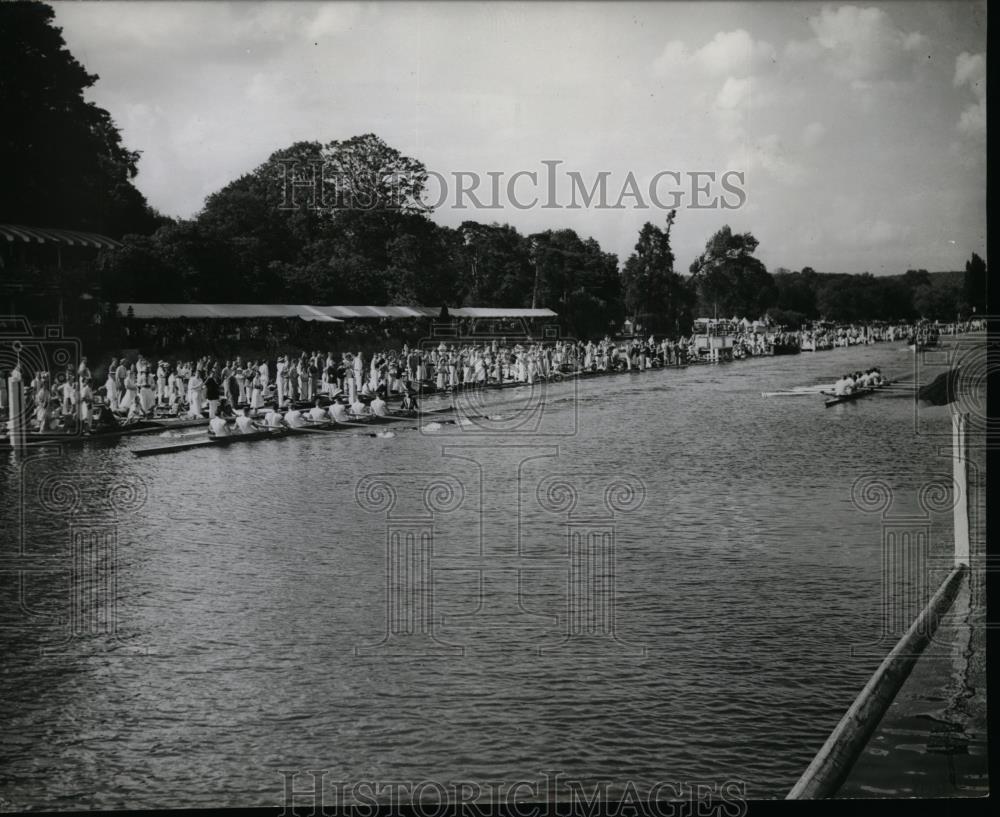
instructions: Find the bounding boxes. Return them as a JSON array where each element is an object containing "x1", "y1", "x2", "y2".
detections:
[{"x1": 0, "y1": 339, "x2": 984, "y2": 808}]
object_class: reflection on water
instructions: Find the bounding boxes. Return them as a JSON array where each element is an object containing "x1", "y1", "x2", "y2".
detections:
[{"x1": 0, "y1": 343, "x2": 980, "y2": 808}]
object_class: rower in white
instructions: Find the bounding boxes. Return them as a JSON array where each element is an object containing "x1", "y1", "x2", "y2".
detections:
[
  {"x1": 329, "y1": 400, "x2": 349, "y2": 423},
  {"x1": 234, "y1": 406, "x2": 257, "y2": 434},
  {"x1": 263, "y1": 408, "x2": 285, "y2": 429},
  {"x1": 307, "y1": 400, "x2": 328, "y2": 423},
  {"x1": 370, "y1": 394, "x2": 389, "y2": 417},
  {"x1": 284, "y1": 407, "x2": 306, "y2": 428},
  {"x1": 209, "y1": 412, "x2": 230, "y2": 438}
]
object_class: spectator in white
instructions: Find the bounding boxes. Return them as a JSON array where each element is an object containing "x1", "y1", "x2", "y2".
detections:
[
  {"x1": 77, "y1": 357, "x2": 91, "y2": 388},
  {"x1": 156, "y1": 361, "x2": 168, "y2": 405},
  {"x1": 79, "y1": 378, "x2": 94, "y2": 432},
  {"x1": 276, "y1": 355, "x2": 287, "y2": 407},
  {"x1": 114, "y1": 359, "x2": 127, "y2": 405}
]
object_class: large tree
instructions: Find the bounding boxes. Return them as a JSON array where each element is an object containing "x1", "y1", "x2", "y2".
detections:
[
  {"x1": 457, "y1": 222, "x2": 535, "y2": 307},
  {"x1": 529, "y1": 229, "x2": 621, "y2": 338},
  {"x1": 964, "y1": 252, "x2": 987, "y2": 314},
  {"x1": 321, "y1": 133, "x2": 429, "y2": 213},
  {"x1": 0, "y1": 2, "x2": 160, "y2": 236},
  {"x1": 103, "y1": 136, "x2": 449, "y2": 304},
  {"x1": 622, "y1": 211, "x2": 694, "y2": 336},
  {"x1": 772, "y1": 269, "x2": 818, "y2": 318},
  {"x1": 688, "y1": 226, "x2": 776, "y2": 318}
]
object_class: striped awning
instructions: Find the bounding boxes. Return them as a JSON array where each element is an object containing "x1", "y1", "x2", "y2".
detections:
[
  {"x1": 450, "y1": 308, "x2": 557, "y2": 318},
  {"x1": 323, "y1": 305, "x2": 439, "y2": 319},
  {"x1": 118, "y1": 304, "x2": 559, "y2": 320},
  {"x1": 118, "y1": 304, "x2": 342, "y2": 321},
  {"x1": 0, "y1": 224, "x2": 122, "y2": 249}
]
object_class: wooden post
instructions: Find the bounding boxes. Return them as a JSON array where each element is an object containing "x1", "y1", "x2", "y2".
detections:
[
  {"x1": 786, "y1": 564, "x2": 966, "y2": 799},
  {"x1": 953, "y1": 411, "x2": 970, "y2": 567},
  {"x1": 7, "y1": 374, "x2": 25, "y2": 448}
]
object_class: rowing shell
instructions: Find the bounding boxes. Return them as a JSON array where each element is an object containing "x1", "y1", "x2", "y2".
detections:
[
  {"x1": 822, "y1": 382, "x2": 891, "y2": 407},
  {"x1": 131, "y1": 406, "x2": 462, "y2": 457}
]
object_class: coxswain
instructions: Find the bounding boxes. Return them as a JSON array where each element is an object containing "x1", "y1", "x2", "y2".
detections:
[
  {"x1": 234, "y1": 406, "x2": 257, "y2": 434},
  {"x1": 208, "y1": 411, "x2": 231, "y2": 438},
  {"x1": 370, "y1": 394, "x2": 389, "y2": 417},
  {"x1": 400, "y1": 390, "x2": 418, "y2": 414},
  {"x1": 94, "y1": 403, "x2": 119, "y2": 432}
]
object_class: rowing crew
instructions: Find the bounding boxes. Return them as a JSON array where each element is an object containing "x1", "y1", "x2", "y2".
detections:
[
  {"x1": 207, "y1": 392, "x2": 407, "y2": 437},
  {"x1": 832, "y1": 368, "x2": 885, "y2": 396}
]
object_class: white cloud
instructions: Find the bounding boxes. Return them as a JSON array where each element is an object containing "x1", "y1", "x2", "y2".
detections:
[
  {"x1": 654, "y1": 29, "x2": 775, "y2": 78},
  {"x1": 806, "y1": 5, "x2": 928, "y2": 85},
  {"x1": 49, "y1": 2, "x2": 984, "y2": 274},
  {"x1": 955, "y1": 51, "x2": 986, "y2": 92},
  {"x1": 802, "y1": 121, "x2": 826, "y2": 147},
  {"x1": 957, "y1": 98, "x2": 986, "y2": 138},
  {"x1": 954, "y1": 51, "x2": 985, "y2": 139},
  {"x1": 695, "y1": 29, "x2": 777, "y2": 76},
  {"x1": 306, "y1": 4, "x2": 364, "y2": 40},
  {"x1": 652, "y1": 40, "x2": 689, "y2": 76},
  {"x1": 845, "y1": 218, "x2": 907, "y2": 246},
  {"x1": 749, "y1": 134, "x2": 805, "y2": 185}
]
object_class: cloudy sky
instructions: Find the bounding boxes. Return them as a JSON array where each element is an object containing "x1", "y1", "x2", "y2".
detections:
[{"x1": 54, "y1": 1, "x2": 985, "y2": 274}]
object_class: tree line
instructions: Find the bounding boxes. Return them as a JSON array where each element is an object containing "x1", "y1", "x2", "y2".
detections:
[
  {"x1": 97, "y1": 135, "x2": 986, "y2": 336},
  {"x1": 3, "y1": 3, "x2": 988, "y2": 340}
]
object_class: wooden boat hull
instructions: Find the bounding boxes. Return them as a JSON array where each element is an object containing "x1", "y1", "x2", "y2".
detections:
[
  {"x1": 131, "y1": 407, "x2": 460, "y2": 456},
  {"x1": 134, "y1": 428, "x2": 290, "y2": 457},
  {"x1": 822, "y1": 382, "x2": 889, "y2": 407}
]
